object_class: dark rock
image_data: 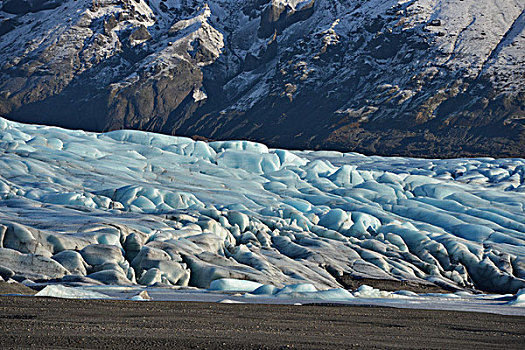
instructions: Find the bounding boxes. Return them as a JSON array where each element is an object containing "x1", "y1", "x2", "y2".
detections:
[
  {"x1": 159, "y1": 1, "x2": 168, "y2": 13},
  {"x1": 258, "y1": 0, "x2": 315, "y2": 38},
  {"x1": 0, "y1": 18, "x2": 17, "y2": 36},
  {"x1": 2, "y1": 0, "x2": 64, "y2": 15},
  {"x1": 129, "y1": 24, "x2": 152, "y2": 44},
  {"x1": 336, "y1": 274, "x2": 455, "y2": 294},
  {"x1": 1, "y1": 0, "x2": 31, "y2": 14},
  {"x1": 103, "y1": 14, "x2": 118, "y2": 36}
]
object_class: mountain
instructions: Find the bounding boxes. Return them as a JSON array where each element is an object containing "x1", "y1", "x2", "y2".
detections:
[{"x1": 0, "y1": 0, "x2": 524, "y2": 157}]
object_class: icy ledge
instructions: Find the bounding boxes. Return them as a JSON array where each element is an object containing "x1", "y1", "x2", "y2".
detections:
[
  {"x1": 21, "y1": 279, "x2": 525, "y2": 316},
  {"x1": 0, "y1": 117, "x2": 524, "y2": 298}
]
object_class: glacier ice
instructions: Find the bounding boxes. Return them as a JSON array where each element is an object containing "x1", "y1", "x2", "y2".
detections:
[
  {"x1": 209, "y1": 278, "x2": 263, "y2": 292},
  {"x1": 210, "y1": 278, "x2": 355, "y2": 302},
  {"x1": 35, "y1": 285, "x2": 111, "y2": 299},
  {"x1": 507, "y1": 289, "x2": 525, "y2": 306},
  {"x1": 0, "y1": 117, "x2": 524, "y2": 301}
]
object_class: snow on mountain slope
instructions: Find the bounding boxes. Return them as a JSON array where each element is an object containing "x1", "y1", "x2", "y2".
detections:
[
  {"x1": 1, "y1": 117, "x2": 524, "y2": 294},
  {"x1": 0, "y1": 0, "x2": 523, "y2": 157}
]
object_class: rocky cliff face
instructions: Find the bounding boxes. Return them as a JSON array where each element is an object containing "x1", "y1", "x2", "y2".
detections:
[{"x1": 0, "y1": 0, "x2": 523, "y2": 157}]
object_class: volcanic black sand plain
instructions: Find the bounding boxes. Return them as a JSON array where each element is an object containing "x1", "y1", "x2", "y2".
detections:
[{"x1": 1, "y1": 294, "x2": 524, "y2": 349}]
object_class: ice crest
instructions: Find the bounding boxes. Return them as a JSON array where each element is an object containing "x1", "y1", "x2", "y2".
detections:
[{"x1": 0, "y1": 117, "x2": 524, "y2": 300}]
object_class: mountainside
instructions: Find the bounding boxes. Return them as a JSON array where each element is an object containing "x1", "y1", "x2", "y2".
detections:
[{"x1": 0, "y1": 0, "x2": 524, "y2": 157}]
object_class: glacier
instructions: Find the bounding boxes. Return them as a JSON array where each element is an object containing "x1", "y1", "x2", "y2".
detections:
[{"x1": 0, "y1": 117, "x2": 525, "y2": 307}]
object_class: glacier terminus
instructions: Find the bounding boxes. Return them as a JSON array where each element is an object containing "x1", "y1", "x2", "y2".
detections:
[{"x1": 0, "y1": 117, "x2": 524, "y2": 313}]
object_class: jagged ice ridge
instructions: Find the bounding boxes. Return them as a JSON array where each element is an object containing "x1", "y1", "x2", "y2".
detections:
[{"x1": 0, "y1": 117, "x2": 524, "y2": 296}]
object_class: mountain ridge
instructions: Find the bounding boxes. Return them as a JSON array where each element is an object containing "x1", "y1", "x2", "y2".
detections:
[{"x1": 0, "y1": 0, "x2": 523, "y2": 157}]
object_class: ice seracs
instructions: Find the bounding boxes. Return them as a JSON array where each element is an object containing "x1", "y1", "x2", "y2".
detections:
[{"x1": 0, "y1": 117, "x2": 524, "y2": 298}]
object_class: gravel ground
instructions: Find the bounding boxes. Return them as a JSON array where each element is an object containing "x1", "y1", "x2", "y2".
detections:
[
  {"x1": 0, "y1": 282, "x2": 36, "y2": 295},
  {"x1": 0, "y1": 295, "x2": 524, "y2": 349}
]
